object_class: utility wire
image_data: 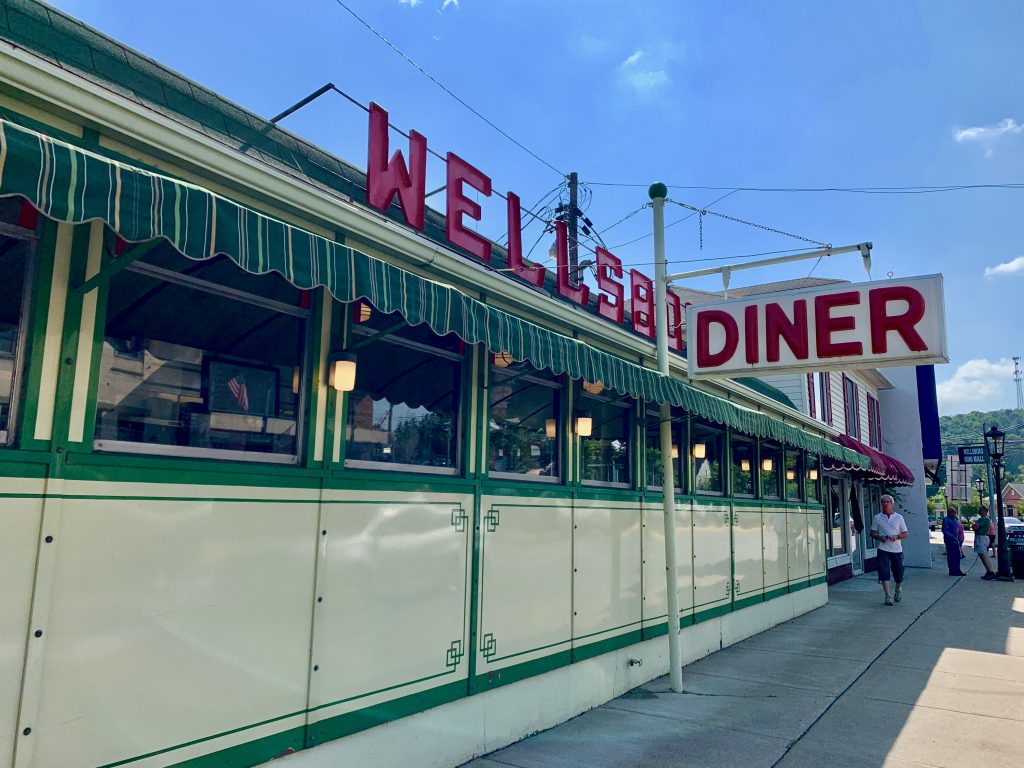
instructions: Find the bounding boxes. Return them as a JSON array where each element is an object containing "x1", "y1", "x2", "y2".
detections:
[
  {"x1": 667, "y1": 199, "x2": 828, "y2": 248},
  {"x1": 585, "y1": 182, "x2": 1024, "y2": 194},
  {"x1": 609, "y1": 190, "x2": 738, "y2": 250},
  {"x1": 331, "y1": 0, "x2": 565, "y2": 178}
]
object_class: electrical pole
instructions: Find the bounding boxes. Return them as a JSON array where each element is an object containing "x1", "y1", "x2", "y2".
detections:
[
  {"x1": 1014, "y1": 356, "x2": 1023, "y2": 411},
  {"x1": 567, "y1": 171, "x2": 579, "y2": 285}
]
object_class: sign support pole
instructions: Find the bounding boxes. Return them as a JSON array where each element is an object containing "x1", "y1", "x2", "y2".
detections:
[{"x1": 650, "y1": 182, "x2": 683, "y2": 693}]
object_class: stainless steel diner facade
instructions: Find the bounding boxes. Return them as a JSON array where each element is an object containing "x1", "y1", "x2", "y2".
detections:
[{"x1": 0, "y1": 4, "x2": 871, "y2": 768}]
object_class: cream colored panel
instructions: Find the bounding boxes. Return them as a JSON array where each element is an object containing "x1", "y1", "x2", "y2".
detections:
[
  {"x1": 762, "y1": 508, "x2": 789, "y2": 590},
  {"x1": 476, "y1": 497, "x2": 572, "y2": 672},
  {"x1": 30, "y1": 496, "x2": 317, "y2": 768},
  {"x1": 641, "y1": 502, "x2": 694, "y2": 626},
  {"x1": 692, "y1": 502, "x2": 731, "y2": 612},
  {"x1": 308, "y1": 495, "x2": 471, "y2": 722},
  {"x1": 787, "y1": 506, "x2": 810, "y2": 582},
  {"x1": 0, "y1": 495, "x2": 43, "y2": 768},
  {"x1": 731, "y1": 505, "x2": 764, "y2": 600},
  {"x1": 807, "y1": 508, "x2": 826, "y2": 577},
  {"x1": 572, "y1": 501, "x2": 641, "y2": 643}
]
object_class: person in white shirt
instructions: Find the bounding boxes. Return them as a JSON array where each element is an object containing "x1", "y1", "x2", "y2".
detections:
[{"x1": 869, "y1": 494, "x2": 908, "y2": 606}]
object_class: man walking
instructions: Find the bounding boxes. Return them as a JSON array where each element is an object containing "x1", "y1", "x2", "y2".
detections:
[
  {"x1": 942, "y1": 507, "x2": 967, "y2": 576},
  {"x1": 972, "y1": 506, "x2": 997, "y2": 580},
  {"x1": 870, "y1": 494, "x2": 908, "y2": 605}
]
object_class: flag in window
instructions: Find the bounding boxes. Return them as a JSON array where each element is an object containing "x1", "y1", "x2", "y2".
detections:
[{"x1": 227, "y1": 376, "x2": 250, "y2": 411}]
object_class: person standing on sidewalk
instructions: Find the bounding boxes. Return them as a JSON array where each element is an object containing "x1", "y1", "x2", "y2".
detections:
[
  {"x1": 870, "y1": 494, "x2": 908, "y2": 605},
  {"x1": 972, "y1": 506, "x2": 997, "y2": 580},
  {"x1": 942, "y1": 507, "x2": 967, "y2": 576}
]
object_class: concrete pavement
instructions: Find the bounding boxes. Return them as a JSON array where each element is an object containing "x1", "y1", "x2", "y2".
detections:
[{"x1": 463, "y1": 539, "x2": 1024, "y2": 768}]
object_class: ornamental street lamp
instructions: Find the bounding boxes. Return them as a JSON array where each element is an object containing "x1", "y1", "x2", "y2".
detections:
[
  {"x1": 984, "y1": 424, "x2": 1014, "y2": 581},
  {"x1": 975, "y1": 476, "x2": 985, "y2": 503}
]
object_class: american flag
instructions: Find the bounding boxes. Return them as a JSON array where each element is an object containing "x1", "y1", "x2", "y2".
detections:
[{"x1": 227, "y1": 376, "x2": 250, "y2": 411}]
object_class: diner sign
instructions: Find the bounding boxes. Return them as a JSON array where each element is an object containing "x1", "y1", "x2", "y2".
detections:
[{"x1": 686, "y1": 275, "x2": 948, "y2": 379}]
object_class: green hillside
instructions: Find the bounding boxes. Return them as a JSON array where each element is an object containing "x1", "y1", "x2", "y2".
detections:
[{"x1": 939, "y1": 408, "x2": 1024, "y2": 483}]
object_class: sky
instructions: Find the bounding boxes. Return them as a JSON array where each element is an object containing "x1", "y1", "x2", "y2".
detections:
[{"x1": 44, "y1": 0, "x2": 1024, "y2": 415}]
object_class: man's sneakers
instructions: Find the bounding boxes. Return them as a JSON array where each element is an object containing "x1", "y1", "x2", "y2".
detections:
[
  {"x1": 982, "y1": 572, "x2": 997, "y2": 581},
  {"x1": 884, "y1": 596, "x2": 894, "y2": 606},
  {"x1": 894, "y1": 589, "x2": 902, "y2": 603}
]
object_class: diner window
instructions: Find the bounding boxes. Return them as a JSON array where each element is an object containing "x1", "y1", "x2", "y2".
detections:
[
  {"x1": 817, "y1": 372, "x2": 832, "y2": 425},
  {"x1": 785, "y1": 450, "x2": 801, "y2": 501},
  {"x1": 806, "y1": 455, "x2": 821, "y2": 503},
  {"x1": 827, "y1": 477, "x2": 847, "y2": 556},
  {"x1": 731, "y1": 437, "x2": 755, "y2": 497},
  {"x1": 866, "y1": 487, "x2": 881, "y2": 549},
  {"x1": 94, "y1": 246, "x2": 308, "y2": 462},
  {"x1": 844, "y1": 375, "x2": 860, "y2": 440},
  {"x1": 345, "y1": 311, "x2": 463, "y2": 473},
  {"x1": 0, "y1": 201, "x2": 35, "y2": 445},
  {"x1": 867, "y1": 394, "x2": 882, "y2": 449},
  {"x1": 645, "y1": 408, "x2": 685, "y2": 490},
  {"x1": 579, "y1": 387, "x2": 632, "y2": 486},
  {"x1": 691, "y1": 422, "x2": 724, "y2": 494},
  {"x1": 760, "y1": 442, "x2": 782, "y2": 499},
  {"x1": 488, "y1": 362, "x2": 561, "y2": 480}
]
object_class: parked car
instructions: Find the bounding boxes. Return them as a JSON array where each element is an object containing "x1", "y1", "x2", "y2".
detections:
[
  {"x1": 1003, "y1": 517, "x2": 1024, "y2": 542},
  {"x1": 927, "y1": 512, "x2": 938, "y2": 531}
]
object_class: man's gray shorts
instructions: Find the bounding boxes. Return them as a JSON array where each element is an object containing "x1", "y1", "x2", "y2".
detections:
[{"x1": 876, "y1": 550, "x2": 904, "y2": 583}]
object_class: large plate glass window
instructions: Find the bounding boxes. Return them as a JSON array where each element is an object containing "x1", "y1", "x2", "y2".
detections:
[
  {"x1": 827, "y1": 477, "x2": 847, "y2": 556},
  {"x1": 488, "y1": 358, "x2": 561, "y2": 480},
  {"x1": 645, "y1": 408, "x2": 685, "y2": 491},
  {"x1": 760, "y1": 442, "x2": 782, "y2": 500},
  {"x1": 731, "y1": 436, "x2": 755, "y2": 497},
  {"x1": 94, "y1": 244, "x2": 308, "y2": 462},
  {"x1": 0, "y1": 199, "x2": 35, "y2": 446},
  {"x1": 579, "y1": 385, "x2": 632, "y2": 486},
  {"x1": 806, "y1": 455, "x2": 821, "y2": 502},
  {"x1": 345, "y1": 309, "x2": 463, "y2": 473},
  {"x1": 691, "y1": 421, "x2": 724, "y2": 494},
  {"x1": 785, "y1": 450, "x2": 802, "y2": 501}
]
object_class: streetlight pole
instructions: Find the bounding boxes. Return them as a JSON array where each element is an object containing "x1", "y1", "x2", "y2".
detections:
[
  {"x1": 984, "y1": 424, "x2": 1014, "y2": 581},
  {"x1": 650, "y1": 182, "x2": 683, "y2": 693}
]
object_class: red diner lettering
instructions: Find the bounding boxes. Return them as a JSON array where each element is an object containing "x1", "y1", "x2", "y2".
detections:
[
  {"x1": 446, "y1": 153, "x2": 492, "y2": 261},
  {"x1": 814, "y1": 291, "x2": 862, "y2": 358},
  {"x1": 696, "y1": 310, "x2": 739, "y2": 369},
  {"x1": 555, "y1": 221, "x2": 590, "y2": 305},
  {"x1": 666, "y1": 291, "x2": 683, "y2": 352},
  {"x1": 744, "y1": 305, "x2": 759, "y2": 364},
  {"x1": 765, "y1": 299, "x2": 809, "y2": 362},
  {"x1": 366, "y1": 102, "x2": 426, "y2": 229},
  {"x1": 505, "y1": 192, "x2": 546, "y2": 286},
  {"x1": 868, "y1": 286, "x2": 927, "y2": 353},
  {"x1": 595, "y1": 247, "x2": 624, "y2": 323},
  {"x1": 630, "y1": 269, "x2": 654, "y2": 339}
]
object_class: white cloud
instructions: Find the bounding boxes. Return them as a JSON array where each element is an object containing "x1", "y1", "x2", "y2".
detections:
[
  {"x1": 622, "y1": 50, "x2": 644, "y2": 67},
  {"x1": 937, "y1": 357, "x2": 1015, "y2": 414},
  {"x1": 442, "y1": 0, "x2": 459, "y2": 8},
  {"x1": 398, "y1": 0, "x2": 423, "y2": 6},
  {"x1": 618, "y1": 46, "x2": 673, "y2": 94},
  {"x1": 953, "y1": 118, "x2": 1023, "y2": 156},
  {"x1": 984, "y1": 255, "x2": 1024, "y2": 278}
]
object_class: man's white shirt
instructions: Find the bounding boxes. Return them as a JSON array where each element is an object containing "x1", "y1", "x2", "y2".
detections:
[{"x1": 871, "y1": 512, "x2": 907, "y2": 553}]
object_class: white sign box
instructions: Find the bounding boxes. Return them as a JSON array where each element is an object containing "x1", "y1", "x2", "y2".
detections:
[{"x1": 686, "y1": 274, "x2": 948, "y2": 379}]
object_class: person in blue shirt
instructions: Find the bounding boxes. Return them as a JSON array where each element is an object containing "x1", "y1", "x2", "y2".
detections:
[{"x1": 942, "y1": 507, "x2": 967, "y2": 576}]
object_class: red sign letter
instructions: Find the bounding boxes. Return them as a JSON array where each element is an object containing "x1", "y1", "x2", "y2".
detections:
[
  {"x1": 666, "y1": 291, "x2": 683, "y2": 352},
  {"x1": 630, "y1": 270, "x2": 654, "y2": 339},
  {"x1": 868, "y1": 286, "x2": 927, "y2": 353},
  {"x1": 595, "y1": 247, "x2": 624, "y2": 323},
  {"x1": 505, "y1": 192, "x2": 546, "y2": 287},
  {"x1": 765, "y1": 299, "x2": 809, "y2": 362},
  {"x1": 446, "y1": 152, "x2": 493, "y2": 262},
  {"x1": 696, "y1": 310, "x2": 739, "y2": 369},
  {"x1": 555, "y1": 221, "x2": 590, "y2": 306},
  {"x1": 814, "y1": 291, "x2": 862, "y2": 358},
  {"x1": 744, "y1": 305, "x2": 759, "y2": 364},
  {"x1": 366, "y1": 102, "x2": 426, "y2": 229}
]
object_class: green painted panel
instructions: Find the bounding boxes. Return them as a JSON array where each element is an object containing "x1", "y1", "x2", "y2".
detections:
[
  {"x1": 763, "y1": 585, "x2": 790, "y2": 602},
  {"x1": 732, "y1": 593, "x2": 765, "y2": 612},
  {"x1": 571, "y1": 629, "x2": 643, "y2": 663},
  {"x1": 789, "y1": 580, "x2": 810, "y2": 593},
  {"x1": 0, "y1": 458, "x2": 49, "y2": 478},
  {"x1": 326, "y1": 471, "x2": 474, "y2": 494},
  {"x1": 163, "y1": 727, "x2": 305, "y2": 768},
  {"x1": 62, "y1": 454, "x2": 323, "y2": 489},
  {"x1": 693, "y1": 603, "x2": 732, "y2": 624},
  {"x1": 471, "y1": 650, "x2": 571, "y2": 693},
  {"x1": 480, "y1": 482, "x2": 573, "y2": 499},
  {"x1": 809, "y1": 574, "x2": 827, "y2": 587}
]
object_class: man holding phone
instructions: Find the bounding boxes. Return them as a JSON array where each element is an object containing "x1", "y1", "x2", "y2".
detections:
[{"x1": 870, "y1": 494, "x2": 909, "y2": 606}]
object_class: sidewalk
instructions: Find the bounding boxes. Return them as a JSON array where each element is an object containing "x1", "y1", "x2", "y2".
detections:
[{"x1": 463, "y1": 542, "x2": 1024, "y2": 768}]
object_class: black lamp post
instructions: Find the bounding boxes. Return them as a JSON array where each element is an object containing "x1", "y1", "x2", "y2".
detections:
[
  {"x1": 984, "y1": 424, "x2": 1014, "y2": 581},
  {"x1": 975, "y1": 476, "x2": 985, "y2": 505}
]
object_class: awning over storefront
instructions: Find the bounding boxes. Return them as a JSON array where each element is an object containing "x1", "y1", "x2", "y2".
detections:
[
  {"x1": 0, "y1": 116, "x2": 869, "y2": 467},
  {"x1": 824, "y1": 434, "x2": 914, "y2": 486}
]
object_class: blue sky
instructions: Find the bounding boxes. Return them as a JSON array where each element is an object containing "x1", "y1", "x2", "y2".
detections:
[{"x1": 49, "y1": 0, "x2": 1024, "y2": 415}]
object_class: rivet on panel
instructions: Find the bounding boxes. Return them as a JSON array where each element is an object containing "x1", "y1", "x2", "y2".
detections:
[
  {"x1": 64, "y1": 357, "x2": 73, "y2": 365},
  {"x1": 22, "y1": 728, "x2": 31, "y2": 736},
  {"x1": 321, "y1": 530, "x2": 327, "y2": 536},
  {"x1": 313, "y1": 665, "x2": 319, "y2": 671},
  {"x1": 317, "y1": 596, "x2": 323, "y2": 603},
  {"x1": 45, "y1": 535, "x2": 54, "y2": 543},
  {"x1": 34, "y1": 630, "x2": 42, "y2": 638}
]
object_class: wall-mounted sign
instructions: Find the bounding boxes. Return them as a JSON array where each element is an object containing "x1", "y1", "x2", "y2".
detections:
[
  {"x1": 957, "y1": 446, "x2": 987, "y2": 465},
  {"x1": 686, "y1": 275, "x2": 948, "y2": 379}
]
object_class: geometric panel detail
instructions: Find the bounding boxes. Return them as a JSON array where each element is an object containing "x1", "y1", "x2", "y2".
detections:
[
  {"x1": 484, "y1": 506, "x2": 500, "y2": 532},
  {"x1": 450, "y1": 505, "x2": 469, "y2": 533},
  {"x1": 445, "y1": 639, "x2": 464, "y2": 669},
  {"x1": 481, "y1": 632, "x2": 497, "y2": 660}
]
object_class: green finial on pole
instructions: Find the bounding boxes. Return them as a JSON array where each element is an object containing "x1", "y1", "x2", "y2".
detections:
[{"x1": 648, "y1": 182, "x2": 668, "y2": 200}]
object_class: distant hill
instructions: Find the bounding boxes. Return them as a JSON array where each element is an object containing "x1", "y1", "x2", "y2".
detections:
[{"x1": 939, "y1": 408, "x2": 1024, "y2": 482}]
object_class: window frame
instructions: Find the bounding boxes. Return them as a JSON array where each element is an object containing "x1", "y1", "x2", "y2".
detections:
[
  {"x1": 577, "y1": 385, "x2": 634, "y2": 489},
  {"x1": 92, "y1": 254, "x2": 312, "y2": 465},
  {"x1": 486, "y1": 364, "x2": 564, "y2": 484},
  {"x1": 730, "y1": 434, "x2": 756, "y2": 498},
  {"x1": 0, "y1": 219, "x2": 38, "y2": 447},
  {"x1": 690, "y1": 421, "x2": 725, "y2": 496},
  {"x1": 843, "y1": 374, "x2": 860, "y2": 440},
  {"x1": 759, "y1": 441, "x2": 783, "y2": 500},
  {"x1": 644, "y1": 407, "x2": 687, "y2": 493},
  {"x1": 867, "y1": 394, "x2": 881, "y2": 449}
]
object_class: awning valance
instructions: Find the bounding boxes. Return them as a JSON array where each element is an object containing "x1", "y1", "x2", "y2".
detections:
[
  {"x1": 0, "y1": 116, "x2": 868, "y2": 468},
  {"x1": 824, "y1": 434, "x2": 914, "y2": 486}
]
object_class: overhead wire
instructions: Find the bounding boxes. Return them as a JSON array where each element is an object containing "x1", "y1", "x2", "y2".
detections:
[
  {"x1": 584, "y1": 182, "x2": 1024, "y2": 194},
  {"x1": 608, "y1": 190, "x2": 738, "y2": 250}
]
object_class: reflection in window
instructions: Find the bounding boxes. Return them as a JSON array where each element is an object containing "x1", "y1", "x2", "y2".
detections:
[
  {"x1": 785, "y1": 451, "x2": 801, "y2": 500},
  {"x1": 0, "y1": 222, "x2": 31, "y2": 443},
  {"x1": 732, "y1": 438, "x2": 754, "y2": 496},
  {"x1": 94, "y1": 247, "x2": 306, "y2": 461},
  {"x1": 828, "y1": 478, "x2": 847, "y2": 555},
  {"x1": 489, "y1": 365, "x2": 560, "y2": 479},
  {"x1": 692, "y1": 422, "x2": 723, "y2": 494},
  {"x1": 345, "y1": 314, "x2": 462, "y2": 471},
  {"x1": 761, "y1": 443, "x2": 782, "y2": 499},
  {"x1": 645, "y1": 410, "x2": 684, "y2": 490},
  {"x1": 580, "y1": 391, "x2": 631, "y2": 485},
  {"x1": 806, "y1": 455, "x2": 821, "y2": 502}
]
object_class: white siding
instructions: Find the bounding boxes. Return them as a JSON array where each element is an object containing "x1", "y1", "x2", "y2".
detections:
[
  {"x1": 759, "y1": 374, "x2": 807, "y2": 412},
  {"x1": 828, "y1": 372, "x2": 846, "y2": 434}
]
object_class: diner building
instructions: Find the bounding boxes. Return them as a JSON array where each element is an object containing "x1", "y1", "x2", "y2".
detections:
[{"x1": 0, "y1": 4, "x2": 911, "y2": 768}]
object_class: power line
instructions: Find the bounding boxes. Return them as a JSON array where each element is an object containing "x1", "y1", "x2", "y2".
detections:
[
  {"x1": 584, "y1": 182, "x2": 1024, "y2": 194},
  {"x1": 667, "y1": 199, "x2": 828, "y2": 248},
  {"x1": 609, "y1": 190, "x2": 738, "y2": 250},
  {"x1": 331, "y1": 0, "x2": 565, "y2": 178}
]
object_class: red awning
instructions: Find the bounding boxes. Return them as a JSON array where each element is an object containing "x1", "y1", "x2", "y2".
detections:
[{"x1": 823, "y1": 434, "x2": 915, "y2": 486}]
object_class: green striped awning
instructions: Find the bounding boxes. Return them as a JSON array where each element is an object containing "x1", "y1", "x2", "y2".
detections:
[{"x1": 0, "y1": 117, "x2": 867, "y2": 467}]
